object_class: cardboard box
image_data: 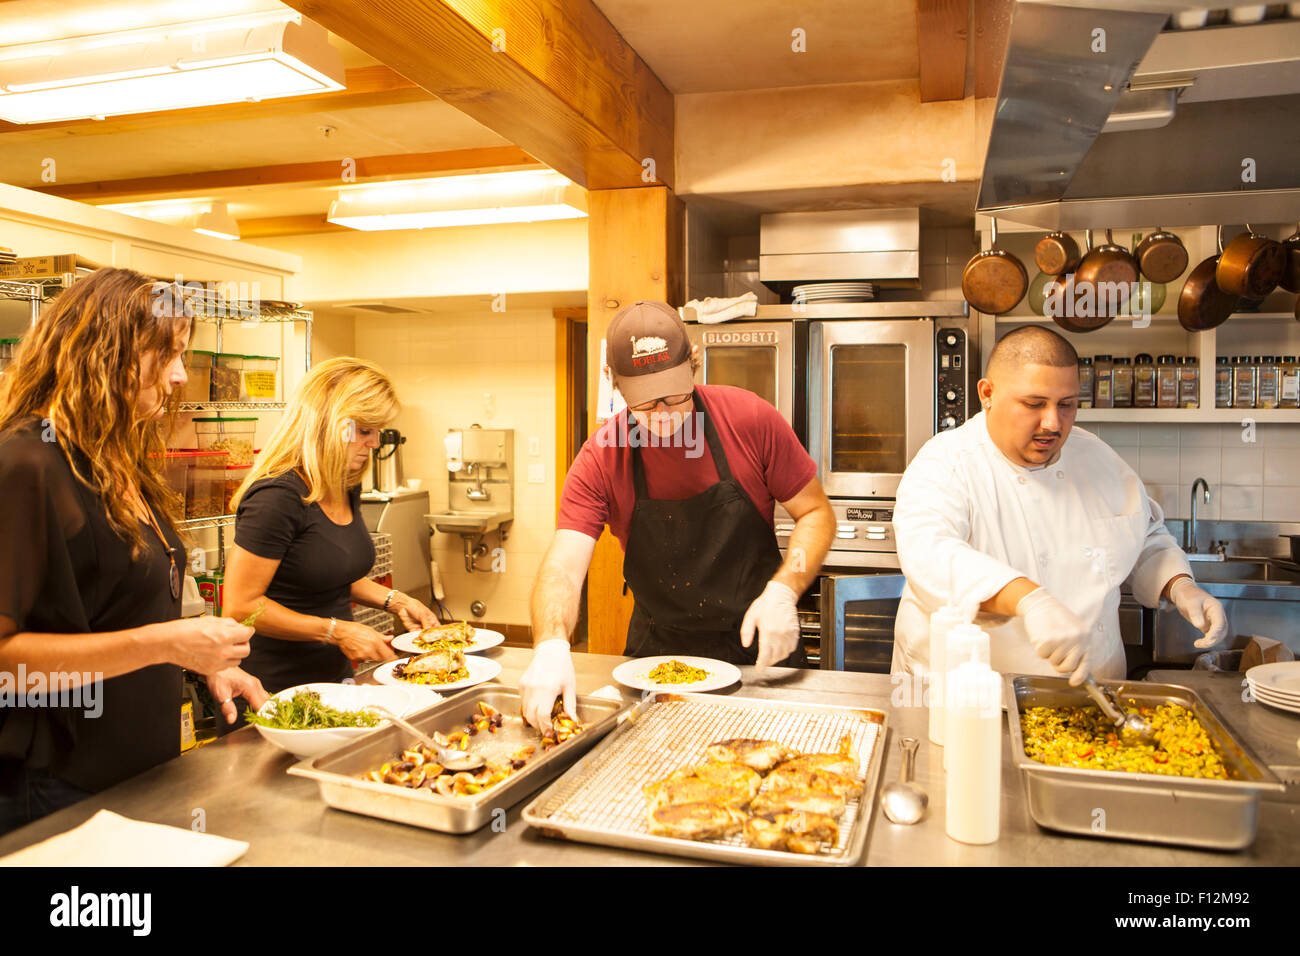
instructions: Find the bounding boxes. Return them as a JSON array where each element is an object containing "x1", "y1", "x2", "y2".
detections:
[{"x1": 0, "y1": 254, "x2": 102, "y2": 279}]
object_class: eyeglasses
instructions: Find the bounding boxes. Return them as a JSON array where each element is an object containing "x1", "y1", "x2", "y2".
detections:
[{"x1": 627, "y1": 392, "x2": 693, "y2": 413}]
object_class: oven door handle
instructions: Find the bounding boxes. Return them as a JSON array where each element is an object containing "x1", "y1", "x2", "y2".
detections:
[{"x1": 818, "y1": 573, "x2": 907, "y2": 671}]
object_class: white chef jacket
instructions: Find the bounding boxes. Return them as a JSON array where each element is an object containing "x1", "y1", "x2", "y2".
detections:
[{"x1": 891, "y1": 411, "x2": 1190, "y2": 681}]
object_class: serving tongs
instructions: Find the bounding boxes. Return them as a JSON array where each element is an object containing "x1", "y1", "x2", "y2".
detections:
[
  {"x1": 1081, "y1": 678, "x2": 1155, "y2": 746},
  {"x1": 365, "y1": 705, "x2": 486, "y2": 772}
]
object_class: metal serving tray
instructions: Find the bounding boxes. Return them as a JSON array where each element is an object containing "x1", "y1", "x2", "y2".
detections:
[
  {"x1": 287, "y1": 687, "x2": 632, "y2": 834},
  {"x1": 521, "y1": 693, "x2": 888, "y2": 866},
  {"x1": 1006, "y1": 675, "x2": 1284, "y2": 850}
]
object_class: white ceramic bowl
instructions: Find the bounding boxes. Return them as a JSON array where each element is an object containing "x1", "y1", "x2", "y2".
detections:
[{"x1": 249, "y1": 682, "x2": 425, "y2": 759}]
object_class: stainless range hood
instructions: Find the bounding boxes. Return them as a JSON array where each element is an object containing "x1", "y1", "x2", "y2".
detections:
[
  {"x1": 977, "y1": 2, "x2": 1300, "y2": 228},
  {"x1": 759, "y1": 208, "x2": 920, "y2": 292}
]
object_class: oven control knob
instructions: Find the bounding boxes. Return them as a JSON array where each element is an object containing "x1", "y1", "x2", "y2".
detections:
[
  {"x1": 941, "y1": 415, "x2": 958, "y2": 430},
  {"x1": 944, "y1": 389, "x2": 959, "y2": 403},
  {"x1": 943, "y1": 332, "x2": 960, "y2": 348}
]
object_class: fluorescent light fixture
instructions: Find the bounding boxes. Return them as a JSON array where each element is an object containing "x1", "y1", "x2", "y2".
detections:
[
  {"x1": 0, "y1": 16, "x2": 344, "y2": 123},
  {"x1": 327, "y1": 170, "x2": 589, "y2": 232},
  {"x1": 102, "y1": 199, "x2": 241, "y2": 241}
]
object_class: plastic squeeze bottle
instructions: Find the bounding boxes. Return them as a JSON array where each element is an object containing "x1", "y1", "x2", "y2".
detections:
[
  {"x1": 943, "y1": 622, "x2": 990, "y2": 771},
  {"x1": 927, "y1": 605, "x2": 967, "y2": 747},
  {"x1": 944, "y1": 647, "x2": 1002, "y2": 845}
]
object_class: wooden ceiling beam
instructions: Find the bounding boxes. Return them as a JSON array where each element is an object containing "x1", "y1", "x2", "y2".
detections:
[
  {"x1": 917, "y1": 0, "x2": 971, "y2": 102},
  {"x1": 282, "y1": 0, "x2": 674, "y2": 191},
  {"x1": 33, "y1": 146, "x2": 538, "y2": 202},
  {"x1": 235, "y1": 215, "x2": 350, "y2": 239},
  {"x1": 973, "y1": 0, "x2": 1015, "y2": 99},
  {"x1": 0, "y1": 66, "x2": 431, "y2": 142}
]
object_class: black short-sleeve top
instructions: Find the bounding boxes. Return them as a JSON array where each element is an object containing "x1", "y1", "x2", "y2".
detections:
[
  {"x1": 233, "y1": 471, "x2": 375, "y2": 693},
  {"x1": 0, "y1": 418, "x2": 183, "y2": 792}
]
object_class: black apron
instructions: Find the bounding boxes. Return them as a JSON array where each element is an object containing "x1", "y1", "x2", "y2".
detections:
[{"x1": 621, "y1": 390, "x2": 806, "y2": 666}]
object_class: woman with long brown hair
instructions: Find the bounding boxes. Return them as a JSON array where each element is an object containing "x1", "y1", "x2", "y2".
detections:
[
  {"x1": 0, "y1": 267, "x2": 266, "y2": 835},
  {"x1": 223, "y1": 357, "x2": 437, "y2": 695}
]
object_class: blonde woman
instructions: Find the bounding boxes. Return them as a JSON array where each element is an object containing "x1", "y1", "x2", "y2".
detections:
[
  {"x1": 0, "y1": 268, "x2": 265, "y2": 835},
  {"x1": 223, "y1": 357, "x2": 436, "y2": 694}
]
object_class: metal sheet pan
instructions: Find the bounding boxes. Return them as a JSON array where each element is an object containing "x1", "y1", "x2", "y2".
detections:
[
  {"x1": 288, "y1": 687, "x2": 632, "y2": 834},
  {"x1": 1006, "y1": 675, "x2": 1285, "y2": 850},
  {"x1": 522, "y1": 692, "x2": 888, "y2": 866}
]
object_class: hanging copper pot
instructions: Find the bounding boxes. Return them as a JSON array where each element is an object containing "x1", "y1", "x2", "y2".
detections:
[
  {"x1": 1071, "y1": 229, "x2": 1136, "y2": 328},
  {"x1": 1134, "y1": 226, "x2": 1189, "y2": 284},
  {"x1": 1034, "y1": 230, "x2": 1081, "y2": 276},
  {"x1": 1280, "y1": 222, "x2": 1300, "y2": 295},
  {"x1": 1217, "y1": 224, "x2": 1285, "y2": 298},
  {"x1": 961, "y1": 217, "x2": 1028, "y2": 315},
  {"x1": 1179, "y1": 227, "x2": 1239, "y2": 332}
]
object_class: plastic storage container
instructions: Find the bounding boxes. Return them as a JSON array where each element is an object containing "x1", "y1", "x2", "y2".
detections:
[
  {"x1": 1256, "y1": 356, "x2": 1280, "y2": 409},
  {"x1": 193, "y1": 416, "x2": 256, "y2": 466},
  {"x1": 160, "y1": 450, "x2": 194, "y2": 500},
  {"x1": 0, "y1": 337, "x2": 19, "y2": 374},
  {"x1": 240, "y1": 354, "x2": 279, "y2": 403},
  {"x1": 1232, "y1": 356, "x2": 1257, "y2": 409},
  {"x1": 1093, "y1": 354, "x2": 1114, "y2": 409},
  {"x1": 185, "y1": 450, "x2": 230, "y2": 518},
  {"x1": 1133, "y1": 353, "x2": 1156, "y2": 408},
  {"x1": 182, "y1": 349, "x2": 214, "y2": 404},
  {"x1": 211, "y1": 353, "x2": 243, "y2": 403},
  {"x1": 1215, "y1": 356, "x2": 1233, "y2": 408},
  {"x1": 222, "y1": 461, "x2": 253, "y2": 515},
  {"x1": 1077, "y1": 357, "x2": 1094, "y2": 408},
  {"x1": 1281, "y1": 356, "x2": 1300, "y2": 409},
  {"x1": 1178, "y1": 356, "x2": 1199, "y2": 409},
  {"x1": 1112, "y1": 357, "x2": 1134, "y2": 407}
]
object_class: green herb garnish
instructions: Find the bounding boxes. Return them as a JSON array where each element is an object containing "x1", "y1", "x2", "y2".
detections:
[{"x1": 244, "y1": 690, "x2": 381, "y2": 730}]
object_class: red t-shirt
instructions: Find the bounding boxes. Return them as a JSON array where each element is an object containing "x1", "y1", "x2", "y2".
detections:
[{"x1": 557, "y1": 385, "x2": 817, "y2": 551}]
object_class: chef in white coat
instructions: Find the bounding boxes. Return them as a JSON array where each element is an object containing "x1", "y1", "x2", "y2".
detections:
[{"x1": 892, "y1": 325, "x2": 1227, "y2": 685}]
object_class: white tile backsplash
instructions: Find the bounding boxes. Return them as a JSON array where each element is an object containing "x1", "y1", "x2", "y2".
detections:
[{"x1": 1098, "y1": 420, "x2": 1300, "y2": 523}]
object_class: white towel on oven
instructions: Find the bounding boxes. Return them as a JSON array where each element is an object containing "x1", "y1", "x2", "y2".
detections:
[{"x1": 680, "y1": 292, "x2": 757, "y2": 324}]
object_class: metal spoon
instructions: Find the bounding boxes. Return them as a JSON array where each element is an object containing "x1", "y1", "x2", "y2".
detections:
[
  {"x1": 365, "y1": 705, "x2": 485, "y2": 772},
  {"x1": 881, "y1": 736, "x2": 928, "y2": 825},
  {"x1": 1082, "y1": 678, "x2": 1155, "y2": 746}
]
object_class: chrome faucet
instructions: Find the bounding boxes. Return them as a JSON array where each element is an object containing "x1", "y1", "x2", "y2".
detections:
[
  {"x1": 464, "y1": 462, "x2": 491, "y2": 501},
  {"x1": 1185, "y1": 478, "x2": 1210, "y2": 552}
]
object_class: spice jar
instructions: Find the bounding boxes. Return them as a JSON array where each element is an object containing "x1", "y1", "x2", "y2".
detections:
[
  {"x1": 1156, "y1": 354, "x2": 1179, "y2": 408},
  {"x1": 1281, "y1": 355, "x2": 1300, "y2": 409},
  {"x1": 1133, "y1": 353, "x2": 1156, "y2": 408},
  {"x1": 1232, "y1": 355, "x2": 1257, "y2": 409},
  {"x1": 1093, "y1": 354, "x2": 1114, "y2": 409},
  {"x1": 1112, "y1": 357, "x2": 1134, "y2": 407},
  {"x1": 1215, "y1": 356, "x2": 1233, "y2": 408},
  {"x1": 1178, "y1": 357, "x2": 1199, "y2": 408},
  {"x1": 1256, "y1": 355, "x2": 1281, "y2": 409},
  {"x1": 1077, "y1": 357, "x2": 1094, "y2": 408}
]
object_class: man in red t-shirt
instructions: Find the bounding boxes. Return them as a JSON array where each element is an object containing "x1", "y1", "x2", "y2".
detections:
[{"x1": 520, "y1": 300, "x2": 834, "y2": 730}]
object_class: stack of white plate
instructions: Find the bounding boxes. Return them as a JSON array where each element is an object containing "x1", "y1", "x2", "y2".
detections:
[
  {"x1": 791, "y1": 282, "x2": 876, "y2": 303},
  {"x1": 1245, "y1": 661, "x2": 1300, "y2": 715}
]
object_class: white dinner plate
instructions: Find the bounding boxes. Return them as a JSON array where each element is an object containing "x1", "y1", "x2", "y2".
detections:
[
  {"x1": 1245, "y1": 662, "x2": 1300, "y2": 696},
  {"x1": 610, "y1": 655, "x2": 741, "y2": 694},
  {"x1": 372, "y1": 654, "x2": 503, "y2": 693},
  {"x1": 390, "y1": 626, "x2": 505, "y2": 655},
  {"x1": 1247, "y1": 679, "x2": 1300, "y2": 702},
  {"x1": 1250, "y1": 692, "x2": 1300, "y2": 715}
]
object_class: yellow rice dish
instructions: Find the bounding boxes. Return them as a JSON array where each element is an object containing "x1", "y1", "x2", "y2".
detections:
[{"x1": 1020, "y1": 702, "x2": 1229, "y2": 780}]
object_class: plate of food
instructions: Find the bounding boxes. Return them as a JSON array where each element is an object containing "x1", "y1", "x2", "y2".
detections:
[
  {"x1": 611, "y1": 655, "x2": 741, "y2": 694},
  {"x1": 245, "y1": 683, "x2": 423, "y2": 759},
  {"x1": 390, "y1": 620, "x2": 505, "y2": 655},
  {"x1": 373, "y1": 646, "x2": 503, "y2": 692}
]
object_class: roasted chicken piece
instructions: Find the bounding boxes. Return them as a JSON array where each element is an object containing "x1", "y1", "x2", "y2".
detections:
[
  {"x1": 705, "y1": 738, "x2": 795, "y2": 774},
  {"x1": 416, "y1": 620, "x2": 474, "y2": 648},
  {"x1": 750, "y1": 786, "x2": 846, "y2": 818},
  {"x1": 744, "y1": 811, "x2": 839, "y2": 854},
  {"x1": 643, "y1": 771, "x2": 755, "y2": 811},
  {"x1": 648, "y1": 802, "x2": 748, "y2": 840},
  {"x1": 403, "y1": 645, "x2": 465, "y2": 676},
  {"x1": 762, "y1": 765, "x2": 857, "y2": 798},
  {"x1": 769, "y1": 734, "x2": 858, "y2": 778},
  {"x1": 667, "y1": 762, "x2": 761, "y2": 803}
]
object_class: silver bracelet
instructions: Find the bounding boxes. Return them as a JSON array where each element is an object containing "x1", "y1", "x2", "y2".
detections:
[
  {"x1": 383, "y1": 589, "x2": 398, "y2": 612},
  {"x1": 325, "y1": 617, "x2": 338, "y2": 644}
]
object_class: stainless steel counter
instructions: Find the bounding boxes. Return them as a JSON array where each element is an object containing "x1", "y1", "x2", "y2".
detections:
[{"x1": 2, "y1": 648, "x2": 1297, "y2": 866}]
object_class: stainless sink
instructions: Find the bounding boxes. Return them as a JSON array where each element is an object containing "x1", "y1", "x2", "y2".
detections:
[
  {"x1": 426, "y1": 510, "x2": 512, "y2": 535},
  {"x1": 1190, "y1": 557, "x2": 1300, "y2": 586}
]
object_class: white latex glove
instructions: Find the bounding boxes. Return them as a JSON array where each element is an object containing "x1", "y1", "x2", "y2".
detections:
[
  {"x1": 1168, "y1": 576, "x2": 1229, "y2": 649},
  {"x1": 740, "y1": 580, "x2": 800, "y2": 671},
  {"x1": 520, "y1": 638, "x2": 577, "y2": 732},
  {"x1": 1017, "y1": 587, "x2": 1091, "y2": 686}
]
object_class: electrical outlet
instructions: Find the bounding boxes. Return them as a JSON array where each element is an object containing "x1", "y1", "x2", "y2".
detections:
[
  {"x1": 527, "y1": 463, "x2": 545, "y2": 484},
  {"x1": 528, "y1": 436, "x2": 540, "y2": 456}
]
